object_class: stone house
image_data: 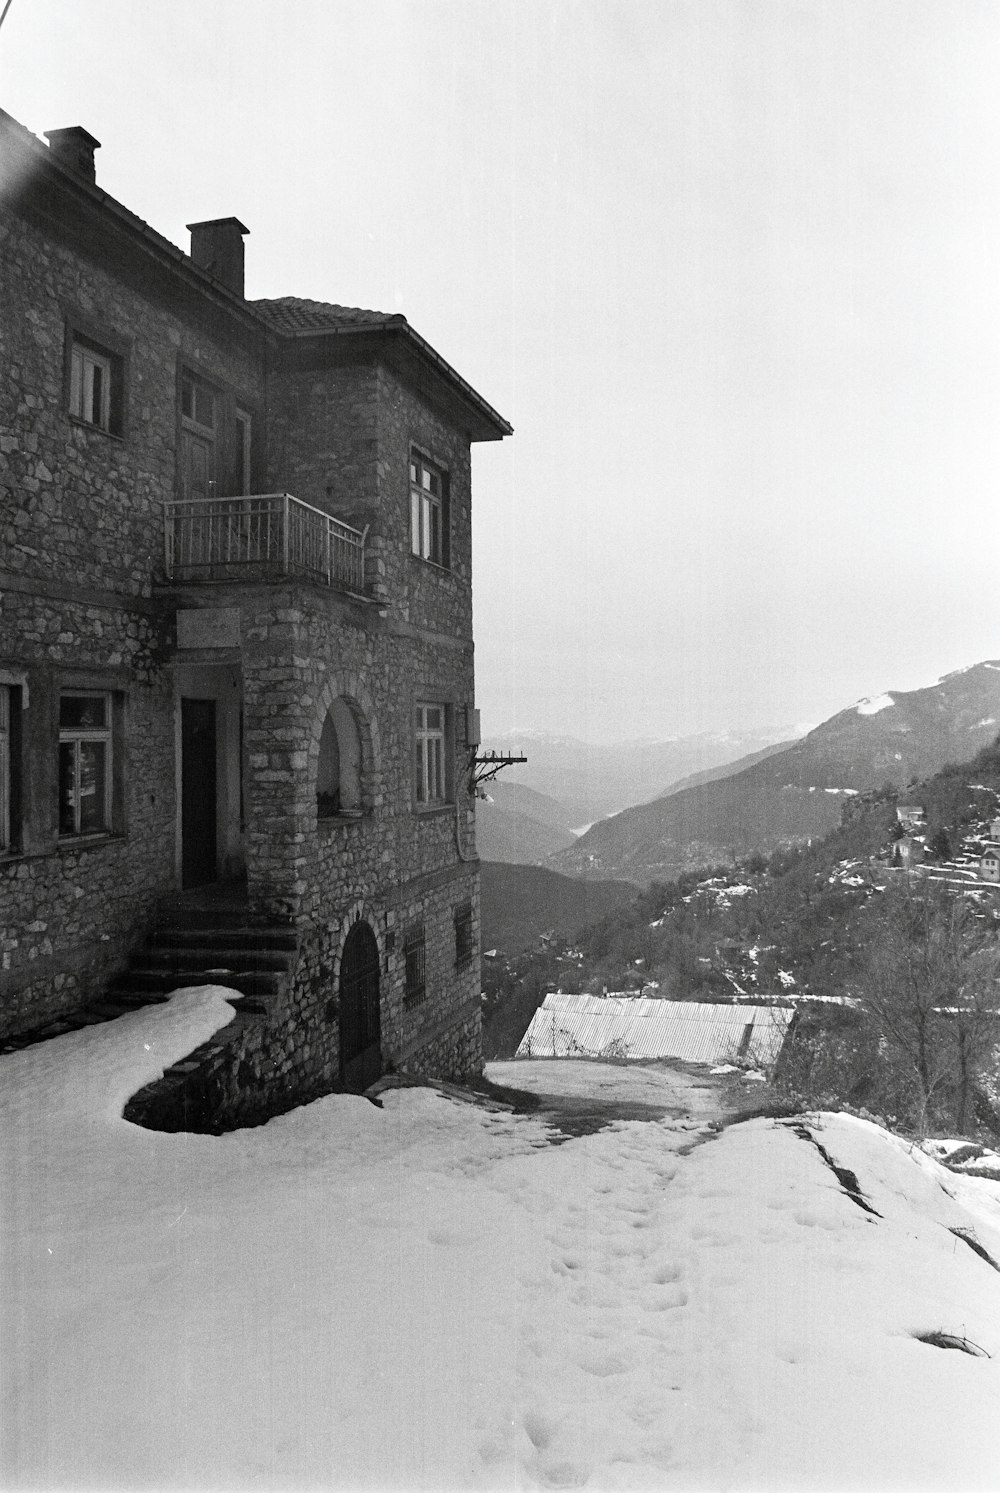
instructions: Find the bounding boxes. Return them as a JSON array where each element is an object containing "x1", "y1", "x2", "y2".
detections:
[
  {"x1": 896, "y1": 804, "x2": 926, "y2": 832},
  {"x1": 979, "y1": 846, "x2": 1000, "y2": 884},
  {"x1": 0, "y1": 110, "x2": 511, "y2": 1118}
]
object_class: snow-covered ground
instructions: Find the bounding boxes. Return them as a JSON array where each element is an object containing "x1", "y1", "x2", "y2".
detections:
[{"x1": 4, "y1": 989, "x2": 1000, "y2": 1490}]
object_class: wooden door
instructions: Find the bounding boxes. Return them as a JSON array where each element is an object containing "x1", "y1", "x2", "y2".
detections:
[
  {"x1": 181, "y1": 698, "x2": 217, "y2": 888},
  {"x1": 339, "y1": 922, "x2": 382, "y2": 1092}
]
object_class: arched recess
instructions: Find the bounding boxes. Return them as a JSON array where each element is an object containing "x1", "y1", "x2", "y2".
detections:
[{"x1": 312, "y1": 671, "x2": 380, "y2": 819}]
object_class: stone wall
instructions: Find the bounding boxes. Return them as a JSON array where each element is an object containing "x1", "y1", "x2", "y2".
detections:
[
  {"x1": 0, "y1": 172, "x2": 265, "y2": 1038},
  {"x1": 2, "y1": 144, "x2": 490, "y2": 1090}
]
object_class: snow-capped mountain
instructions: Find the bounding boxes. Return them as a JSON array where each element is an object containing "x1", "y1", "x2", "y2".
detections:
[{"x1": 550, "y1": 662, "x2": 1000, "y2": 884}]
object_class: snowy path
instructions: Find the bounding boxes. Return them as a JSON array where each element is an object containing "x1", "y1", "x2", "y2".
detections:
[{"x1": 3, "y1": 990, "x2": 1000, "y2": 1490}]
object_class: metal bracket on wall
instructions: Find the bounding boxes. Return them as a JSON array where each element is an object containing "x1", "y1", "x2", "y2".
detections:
[{"x1": 467, "y1": 750, "x2": 528, "y2": 796}]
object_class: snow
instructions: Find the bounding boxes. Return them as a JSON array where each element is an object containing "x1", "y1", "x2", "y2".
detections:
[
  {"x1": 856, "y1": 693, "x2": 895, "y2": 715},
  {"x1": 5, "y1": 993, "x2": 1000, "y2": 1490}
]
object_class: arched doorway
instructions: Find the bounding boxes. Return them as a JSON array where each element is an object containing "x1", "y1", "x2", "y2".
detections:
[{"x1": 339, "y1": 921, "x2": 381, "y2": 1091}]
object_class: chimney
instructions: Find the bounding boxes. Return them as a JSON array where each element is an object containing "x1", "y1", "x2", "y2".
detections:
[
  {"x1": 44, "y1": 126, "x2": 101, "y2": 183},
  {"x1": 187, "y1": 217, "x2": 250, "y2": 298}
]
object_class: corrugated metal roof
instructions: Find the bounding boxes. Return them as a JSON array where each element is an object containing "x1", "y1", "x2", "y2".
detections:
[{"x1": 515, "y1": 993, "x2": 793, "y2": 1068}]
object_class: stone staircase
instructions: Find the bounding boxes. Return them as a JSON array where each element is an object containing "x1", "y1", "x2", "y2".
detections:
[
  {"x1": 0, "y1": 889, "x2": 298, "y2": 1054},
  {"x1": 103, "y1": 893, "x2": 298, "y2": 1017}
]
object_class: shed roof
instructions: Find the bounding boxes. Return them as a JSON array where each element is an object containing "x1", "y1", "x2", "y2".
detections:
[{"x1": 516, "y1": 993, "x2": 793, "y2": 1068}]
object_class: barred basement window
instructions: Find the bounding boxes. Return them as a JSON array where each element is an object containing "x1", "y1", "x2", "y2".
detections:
[
  {"x1": 59, "y1": 692, "x2": 112, "y2": 837},
  {"x1": 0, "y1": 684, "x2": 22, "y2": 854},
  {"x1": 404, "y1": 925, "x2": 426, "y2": 1005},
  {"x1": 454, "y1": 903, "x2": 473, "y2": 966}
]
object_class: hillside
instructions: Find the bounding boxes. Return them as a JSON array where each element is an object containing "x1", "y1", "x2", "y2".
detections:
[
  {"x1": 474, "y1": 782, "x2": 578, "y2": 863},
  {"x1": 484, "y1": 733, "x2": 1000, "y2": 1067},
  {"x1": 480, "y1": 862, "x2": 635, "y2": 954},
  {"x1": 482, "y1": 725, "x2": 806, "y2": 828},
  {"x1": 551, "y1": 663, "x2": 1000, "y2": 883},
  {"x1": 659, "y1": 739, "x2": 796, "y2": 796}
]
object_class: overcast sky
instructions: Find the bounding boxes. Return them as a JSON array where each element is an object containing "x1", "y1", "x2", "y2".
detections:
[{"x1": 3, "y1": 0, "x2": 999, "y2": 742}]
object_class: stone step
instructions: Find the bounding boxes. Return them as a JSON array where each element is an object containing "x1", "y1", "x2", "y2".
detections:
[
  {"x1": 116, "y1": 967, "x2": 282, "y2": 998},
  {"x1": 150, "y1": 926, "x2": 298, "y2": 952},
  {"x1": 142, "y1": 944, "x2": 294, "y2": 973},
  {"x1": 153, "y1": 900, "x2": 290, "y2": 933}
]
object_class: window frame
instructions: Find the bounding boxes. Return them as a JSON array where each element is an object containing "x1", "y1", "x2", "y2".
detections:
[
  {"x1": 64, "y1": 316, "x2": 128, "y2": 439},
  {"x1": 58, "y1": 690, "x2": 114, "y2": 840},
  {"x1": 414, "y1": 701, "x2": 450, "y2": 808},
  {"x1": 403, "y1": 924, "x2": 427, "y2": 1006},
  {"x1": 409, "y1": 449, "x2": 449, "y2": 568}
]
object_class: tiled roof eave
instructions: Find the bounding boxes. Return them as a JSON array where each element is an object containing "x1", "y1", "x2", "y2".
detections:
[{"x1": 276, "y1": 318, "x2": 512, "y2": 438}]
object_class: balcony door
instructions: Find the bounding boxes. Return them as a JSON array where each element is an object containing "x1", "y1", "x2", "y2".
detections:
[{"x1": 181, "y1": 372, "x2": 216, "y2": 501}]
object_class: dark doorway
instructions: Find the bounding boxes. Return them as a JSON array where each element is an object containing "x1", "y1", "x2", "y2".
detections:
[
  {"x1": 181, "y1": 697, "x2": 217, "y2": 888},
  {"x1": 339, "y1": 921, "x2": 382, "y2": 1092}
]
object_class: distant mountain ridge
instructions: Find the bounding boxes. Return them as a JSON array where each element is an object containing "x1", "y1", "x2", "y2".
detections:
[
  {"x1": 481, "y1": 725, "x2": 806, "y2": 827},
  {"x1": 474, "y1": 782, "x2": 578, "y2": 864},
  {"x1": 550, "y1": 662, "x2": 1000, "y2": 884}
]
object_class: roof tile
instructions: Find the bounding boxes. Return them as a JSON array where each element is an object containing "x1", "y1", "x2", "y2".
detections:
[{"x1": 251, "y1": 296, "x2": 406, "y2": 334}]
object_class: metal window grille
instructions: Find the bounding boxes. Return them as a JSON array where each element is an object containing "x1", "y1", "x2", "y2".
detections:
[
  {"x1": 0, "y1": 687, "x2": 9, "y2": 852},
  {"x1": 454, "y1": 903, "x2": 473, "y2": 965},
  {"x1": 404, "y1": 925, "x2": 426, "y2": 1004}
]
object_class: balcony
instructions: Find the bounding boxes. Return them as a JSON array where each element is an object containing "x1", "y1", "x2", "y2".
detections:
[{"x1": 163, "y1": 494, "x2": 368, "y2": 594}]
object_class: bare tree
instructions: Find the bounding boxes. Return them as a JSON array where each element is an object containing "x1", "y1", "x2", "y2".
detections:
[{"x1": 853, "y1": 883, "x2": 1000, "y2": 1134}]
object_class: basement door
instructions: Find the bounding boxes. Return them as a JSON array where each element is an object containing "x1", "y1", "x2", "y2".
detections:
[
  {"x1": 339, "y1": 921, "x2": 382, "y2": 1092},
  {"x1": 181, "y1": 697, "x2": 217, "y2": 888}
]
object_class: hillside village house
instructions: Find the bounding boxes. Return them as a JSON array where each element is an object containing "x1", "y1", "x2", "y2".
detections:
[{"x1": 0, "y1": 111, "x2": 510, "y2": 1119}]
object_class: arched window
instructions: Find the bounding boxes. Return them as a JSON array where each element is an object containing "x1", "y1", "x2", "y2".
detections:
[{"x1": 317, "y1": 697, "x2": 362, "y2": 817}]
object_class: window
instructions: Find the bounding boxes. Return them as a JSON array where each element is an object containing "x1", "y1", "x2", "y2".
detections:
[
  {"x1": 404, "y1": 925, "x2": 426, "y2": 1005},
  {"x1": 454, "y1": 903, "x2": 474, "y2": 966},
  {"x1": 415, "y1": 702, "x2": 448, "y2": 805},
  {"x1": 68, "y1": 333, "x2": 124, "y2": 436},
  {"x1": 0, "y1": 685, "x2": 22, "y2": 854},
  {"x1": 409, "y1": 451, "x2": 448, "y2": 566},
  {"x1": 59, "y1": 692, "x2": 112, "y2": 837}
]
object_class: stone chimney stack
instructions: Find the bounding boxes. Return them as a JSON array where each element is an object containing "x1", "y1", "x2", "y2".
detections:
[
  {"x1": 44, "y1": 126, "x2": 101, "y2": 182},
  {"x1": 187, "y1": 218, "x2": 250, "y2": 298}
]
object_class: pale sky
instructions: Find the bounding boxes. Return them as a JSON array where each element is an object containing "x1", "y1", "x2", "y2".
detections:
[{"x1": 3, "y1": 0, "x2": 999, "y2": 742}]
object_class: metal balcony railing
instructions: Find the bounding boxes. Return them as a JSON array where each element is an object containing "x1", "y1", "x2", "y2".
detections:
[{"x1": 163, "y1": 493, "x2": 368, "y2": 594}]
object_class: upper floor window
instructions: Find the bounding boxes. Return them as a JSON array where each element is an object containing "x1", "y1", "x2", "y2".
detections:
[
  {"x1": 59, "y1": 692, "x2": 112, "y2": 837},
  {"x1": 415, "y1": 702, "x2": 448, "y2": 806},
  {"x1": 409, "y1": 452, "x2": 448, "y2": 566},
  {"x1": 68, "y1": 333, "x2": 124, "y2": 437}
]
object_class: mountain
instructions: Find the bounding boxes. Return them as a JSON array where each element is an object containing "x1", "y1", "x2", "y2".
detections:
[
  {"x1": 480, "y1": 862, "x2": 635, "y2": 955},
  {"x1": 482, "y1": 726, "x2": 807, "y2": 829},
  {"x1": 549, "y1": 663, "x2": 1000, "y2": 884},
  {"x1": 475, "y1": 782, "x2": 578, "y2": 864},
  {"x1": 658, "y1": 739, "x2": 796, "y2": 797}
]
